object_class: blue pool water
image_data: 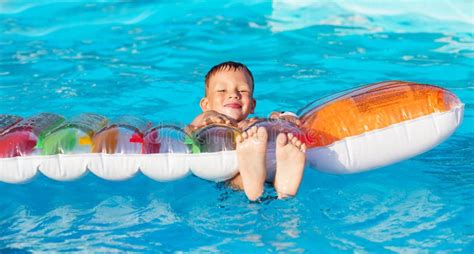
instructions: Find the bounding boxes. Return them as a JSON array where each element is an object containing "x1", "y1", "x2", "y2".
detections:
[{"x1": 1, "y1": 1, "x2": 473, "y2": 252}]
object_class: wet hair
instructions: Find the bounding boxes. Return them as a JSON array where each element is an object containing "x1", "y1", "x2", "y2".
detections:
[{"x1": 204, "y1": 61, "x2": 254, "y2": 95}]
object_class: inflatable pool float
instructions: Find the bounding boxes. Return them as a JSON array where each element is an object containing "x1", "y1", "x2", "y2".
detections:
[
  {"x1": 299, "y1": 81, "x2": 463, "y2": 173},
  {"x1": 0, "y1": 81, "x2": 464, "y2": 183}
]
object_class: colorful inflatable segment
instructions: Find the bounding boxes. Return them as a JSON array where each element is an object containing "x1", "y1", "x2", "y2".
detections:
[{"x1": 0, "y1": 81, "x2": 464, "y2": 183}]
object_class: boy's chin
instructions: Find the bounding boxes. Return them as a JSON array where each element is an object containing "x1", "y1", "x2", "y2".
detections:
[
  {"x1": 222, "y1": 110, "x2": 244, "y2": 122},
  {"x1": 227, "y1": 115, "x2": 241, "y2": 122}
]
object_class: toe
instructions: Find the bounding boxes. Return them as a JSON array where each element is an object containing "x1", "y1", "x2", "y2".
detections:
[
  {"x1": 287, "y1": 133, "x2": 294, "y2": 140},
  {"x1": 276, "y1": 133, "x2": 288, "y2": 147},
  {"x1": 248, "y1": 126, "x2": 257, "y2": 136},
  {"x1": 290, "y1": 135, "x2": 298, "y2": 144},
  {"x1": 301, "y1": 143, "x2": 306, "y2": 152},
  {"x1": 256, "y1": 127, "x2": 268, "y2": 141},
  {"x1": 236, "y1": 134, "x2": 244, "y2": 143},
  {"x1": 295, "y1": 139, "x2": 302, "y2": 147}
]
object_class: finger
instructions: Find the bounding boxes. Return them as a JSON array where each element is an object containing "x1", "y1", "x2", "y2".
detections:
[
  {"x1": 282, "y1": 116, "x2": 297, "y2": 122},
  {"x1": 211, "y1": 116, "x2": 223, "y2": 124},
  {"x1": 269, "y1": 112, "x2": 280, "y2": 119}
]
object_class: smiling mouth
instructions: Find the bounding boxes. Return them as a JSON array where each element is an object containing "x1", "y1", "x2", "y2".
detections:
[{"x1": 225, "y1": 103, "x2": 242, "y2": 109}]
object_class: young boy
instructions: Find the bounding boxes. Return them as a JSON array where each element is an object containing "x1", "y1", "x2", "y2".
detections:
[{"x1": 189, "y1": 61, "x2": 306, "y2": 201}]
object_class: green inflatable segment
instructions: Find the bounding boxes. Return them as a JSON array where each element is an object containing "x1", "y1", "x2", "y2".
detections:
[
  {"x1": 41, "y1": 129, "x2": 77, "y2": 155},
  {"x1": 184, "y1": 135, "x2": 200, "y2": 154}
]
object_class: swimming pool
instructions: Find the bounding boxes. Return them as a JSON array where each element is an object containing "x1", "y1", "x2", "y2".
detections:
[{"x1": 1, "y1": 1, "x2": 473, "y2": 252}]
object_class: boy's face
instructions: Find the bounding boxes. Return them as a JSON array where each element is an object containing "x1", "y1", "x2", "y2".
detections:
[{"x1": 200, "y1": 69, "x2": 256, "y2": 122}]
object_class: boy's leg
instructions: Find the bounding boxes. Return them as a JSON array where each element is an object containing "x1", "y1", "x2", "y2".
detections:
[
  {"x1": 274, "y1": 133, "x2": 306, "y2": 198},
  {"x1": 233, "y1": 126, "x2": 268, "y2": 201},
  {"x1": 228, "y1": 173, "x2": 243, "y2": 189}
]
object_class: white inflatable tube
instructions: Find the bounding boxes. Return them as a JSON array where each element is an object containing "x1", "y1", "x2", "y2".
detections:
[
  {"x1": 0, "y1": 152, "x2": 238, "y2": 184},
  {"x1": 306, "y1": 105, "x2": 463, "y2": 173}
]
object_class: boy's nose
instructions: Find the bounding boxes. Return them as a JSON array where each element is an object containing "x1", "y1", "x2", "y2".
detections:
[{"x1": 228, "y1": 91, "x2": 240, "y2": 99}]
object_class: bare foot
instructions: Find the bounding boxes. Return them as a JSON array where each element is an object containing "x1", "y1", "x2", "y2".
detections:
[
  {"x1": 274, "y1": 133, "x2": 306, "y2": 198},
  {"x1": 235, "y1": 126, "x2": 268, "y2": 201}
]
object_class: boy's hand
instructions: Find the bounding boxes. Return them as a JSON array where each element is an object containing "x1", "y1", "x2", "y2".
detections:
[
  {"x1": 189, "y1": 111, "x2": 237, "y2": 132},
  {"x1": 269, "y1": 111, "x2": 301, "y2": 127},
  {"x1": 202, "y1": 111, "x2": 236, "y2": 126},
  {"x1": 237, "y1": 117, "x2": 263, "y2": 130}
]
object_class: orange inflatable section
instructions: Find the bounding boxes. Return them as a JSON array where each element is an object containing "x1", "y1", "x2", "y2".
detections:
[
  {"x1": 92, "y1": 128, "x2": 119, "y2": 153},
  {"x1": 301, "y1": 81, "x2": 461, "y2": 148}
]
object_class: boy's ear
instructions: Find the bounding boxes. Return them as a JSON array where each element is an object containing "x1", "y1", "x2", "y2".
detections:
[
  {"x1": 200, "y1": 97, "x2": 209, "y2": 111},
  {"x1": 250, "y1": 98, "x2": 256, "y2": 114}
]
